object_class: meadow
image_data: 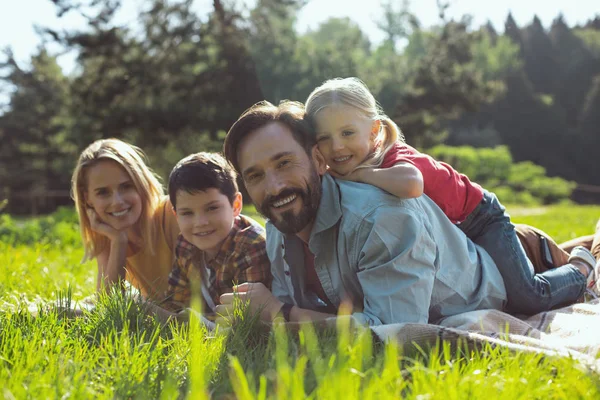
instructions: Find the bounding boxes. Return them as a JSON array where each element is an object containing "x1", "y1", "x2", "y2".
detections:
[{"x1": 1, "y1": 204, "x2": 600, "y2": 399}]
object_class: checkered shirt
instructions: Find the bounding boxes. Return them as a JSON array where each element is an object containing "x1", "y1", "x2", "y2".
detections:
[{"x1": 163, "y1": 214, "x2": 271, "y2": 313}]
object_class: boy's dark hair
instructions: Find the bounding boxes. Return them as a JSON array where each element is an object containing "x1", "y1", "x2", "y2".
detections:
[
  {"x1": 223, "y1": 100, "x2": 315, "y2": 173},
  {"x1": 168, "y1": 152, "x2": 239, "y2": 210}
]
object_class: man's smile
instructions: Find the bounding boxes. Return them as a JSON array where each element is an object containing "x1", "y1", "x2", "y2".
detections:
[{"x1": 272, "y1": 194, "x2": 298, "y2": 208}]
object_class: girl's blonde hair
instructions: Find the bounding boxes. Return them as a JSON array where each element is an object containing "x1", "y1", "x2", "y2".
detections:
[
  {"x1": 305, "y1": 77, "x2": 404, "y2": 170},
  {"x1": 71, "y1": 138, "x2": 164, "y2": 261}
]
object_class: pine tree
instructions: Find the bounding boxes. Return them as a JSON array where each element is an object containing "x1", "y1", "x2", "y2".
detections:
[
  {"x1": 549, "y1": 15, "x2": 600, "y2": 125},
  {"x1": 504, "y1": 13, "x2": 524, "y2": 52},
  {"x1": 521, "y1": 16, "x2": 562, "y2": 95}
]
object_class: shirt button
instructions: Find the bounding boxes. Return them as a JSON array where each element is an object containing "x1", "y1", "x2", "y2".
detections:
[
  {"x1": 284, "y1": 270, "x2": 290, "y2": 276},
  {"x1": 281, "y1": 244, "x2": 285, "y2": 249}
]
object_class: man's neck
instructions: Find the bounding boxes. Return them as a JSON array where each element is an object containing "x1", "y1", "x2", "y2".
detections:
[{"x1": 296, "y1": 220, "x2": 315, "y2": 244}]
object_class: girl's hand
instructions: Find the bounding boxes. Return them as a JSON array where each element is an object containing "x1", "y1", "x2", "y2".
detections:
[{"x1": 87, "y1": 209, "x2": 128, "y2": 243}]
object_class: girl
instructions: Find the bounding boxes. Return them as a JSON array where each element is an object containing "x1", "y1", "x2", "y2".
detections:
[
  {"x1": 305, "y1": 77, "x2": 599, "y2": 314},
  {"x1": 71, "y1": 138, "x2": 180, "y2": 300}
]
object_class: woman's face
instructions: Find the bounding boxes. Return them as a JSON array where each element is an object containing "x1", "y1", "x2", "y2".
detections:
[{"x1": 85, "y1": 160, "x2": 143, "y2": 232}]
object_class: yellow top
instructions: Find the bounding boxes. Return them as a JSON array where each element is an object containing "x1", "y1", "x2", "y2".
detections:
[{"x1": 125, "y1": 197, "x2": 180, "y2": 300}]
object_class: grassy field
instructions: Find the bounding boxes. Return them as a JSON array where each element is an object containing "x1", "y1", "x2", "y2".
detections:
[{"x1": 1, "y1": 204, "x2": 600, "y2": 399}]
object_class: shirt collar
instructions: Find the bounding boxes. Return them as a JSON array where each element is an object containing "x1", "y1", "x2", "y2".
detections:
[{"x1": 310, "y1": 173, "x2": 342, "y2": 239}]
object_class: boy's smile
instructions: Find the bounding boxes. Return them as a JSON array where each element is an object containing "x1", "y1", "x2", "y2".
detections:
[{"x1": 175, "y1": 188, "x2": 242, "y2": 260}]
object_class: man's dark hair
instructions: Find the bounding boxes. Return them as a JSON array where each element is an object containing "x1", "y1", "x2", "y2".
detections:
[
  {"x1": 168, "y1": 152, "x2": 238, "y2": 210},
  {"x1": 223, "y1": 100, "x2": 316, "y2": 173}
]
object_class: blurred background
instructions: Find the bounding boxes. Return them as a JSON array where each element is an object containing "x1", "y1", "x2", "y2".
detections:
[{"x1": 1, "y1": 0, "x2": 600, "y2": 215}]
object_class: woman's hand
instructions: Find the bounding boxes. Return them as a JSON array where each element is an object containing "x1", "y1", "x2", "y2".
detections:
[{"x1": 87, "y1": 208, "x2": 128, "y2": 244}]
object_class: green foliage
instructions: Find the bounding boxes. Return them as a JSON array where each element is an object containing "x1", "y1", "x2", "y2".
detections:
[
  {"x1": 428, "y1": 145, "x2": 575, "y2": 205},
  {"x1": 0, "y1": 206, "x2": 81, "y2": 247},
  {"x1": 574, "y1": 28, "x2": 600, "y2": 58},
  {"x1": 396, "y1": 20, "x2": 509, "y2": 148},
  {"x1": 471, "y1": 31, "x2": 522, "y2": 81}
]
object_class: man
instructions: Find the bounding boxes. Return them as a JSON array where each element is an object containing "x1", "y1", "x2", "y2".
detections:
[{"x1": 218, "y1": 100, "x2": 507, "y2": 326}]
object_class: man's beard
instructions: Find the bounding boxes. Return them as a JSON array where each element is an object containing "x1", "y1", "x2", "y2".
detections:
[{"x1": 257, "y1": 168, "x2": 321, "y2": 235}]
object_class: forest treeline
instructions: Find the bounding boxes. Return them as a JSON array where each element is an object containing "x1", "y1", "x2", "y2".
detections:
[{"x1": 1, "y1": 0, "x2": 599, "y2": 214}]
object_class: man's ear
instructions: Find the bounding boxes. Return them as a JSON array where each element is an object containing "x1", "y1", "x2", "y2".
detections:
[
  {"x1": 232, "y1": 192, "x2": 243, "y2": 217},
  {"x1": 311, "y1": 145, "x2": 328, "y2": 176}
]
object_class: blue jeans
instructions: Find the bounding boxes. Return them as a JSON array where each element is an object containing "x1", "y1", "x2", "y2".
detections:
[{"x1": 458, "y1": 190, "x2": 586, "y2": 314}]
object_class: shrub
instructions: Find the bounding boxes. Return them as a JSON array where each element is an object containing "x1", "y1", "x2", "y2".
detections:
[
  {"x1": 426, "y1": 145, "x2": 575, "y2": 204},
  {"x1": 0, "y1": 206, "x2": 81, "y2": 247}
]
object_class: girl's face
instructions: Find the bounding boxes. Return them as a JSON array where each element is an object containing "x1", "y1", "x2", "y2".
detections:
[
  {"x1": 85, "y1": 160, "x2": 143, "y2": 232},
  {"x1": 313, "y1": 104, "x2": 378, "y2": 176}
]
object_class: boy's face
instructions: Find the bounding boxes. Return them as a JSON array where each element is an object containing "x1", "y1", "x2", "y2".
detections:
[{"x1": 175, "y1": 188, "x2": 242, "y2": 260}]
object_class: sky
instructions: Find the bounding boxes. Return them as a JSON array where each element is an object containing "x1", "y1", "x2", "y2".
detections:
[{"x1": 0, "y1": 0, "x2": 599, "y2": 74}]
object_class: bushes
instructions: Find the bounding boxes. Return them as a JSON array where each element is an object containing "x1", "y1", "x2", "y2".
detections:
[
  {"x1": 427, "y1": 145, "x2": 575, "y2": 205},
  {"x1": 0, "y1": 206, "x2": 81, "y2": 247}
]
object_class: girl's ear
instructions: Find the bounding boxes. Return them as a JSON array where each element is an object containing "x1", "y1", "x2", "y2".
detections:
[
  {"x1": 232, "y1": 192, "x2": 243, "y2": 217},
  {"x1": 311, "y1": 145, "x2": 328, "y2": 176},
  {"x1": 371, "y1": 120, "x2": 382, "y2": 140}
]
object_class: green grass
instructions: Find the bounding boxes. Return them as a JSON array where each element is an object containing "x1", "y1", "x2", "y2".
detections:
[
  {"x1": 1, "y1": 205, "x2": 600, "y2": 399},
  {"x1": 507, "y1": 204, "x2": 600, "y2": 243}
]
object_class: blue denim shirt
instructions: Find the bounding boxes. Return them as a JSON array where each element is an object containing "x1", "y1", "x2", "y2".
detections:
[{"x1": 266, "y1": 174, "x2": 507, "y2": 326}]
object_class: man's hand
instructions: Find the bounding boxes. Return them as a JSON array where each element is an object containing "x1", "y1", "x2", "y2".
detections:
[{"x1": 216, "y1": 282, "x2": 283, "y2": 326}]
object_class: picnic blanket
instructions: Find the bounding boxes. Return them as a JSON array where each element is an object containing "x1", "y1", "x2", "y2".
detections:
[{"x1": 370, "y1": 299, "x2": 600, "y2": 371}]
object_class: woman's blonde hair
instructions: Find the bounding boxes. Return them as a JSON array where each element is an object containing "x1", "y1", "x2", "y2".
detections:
[
  {"x1": 71, "y1": 138, "x2": 164, "y2": 261},
  {"x1": 305, "y1": 77, "x2": 404, "y2": 170}
]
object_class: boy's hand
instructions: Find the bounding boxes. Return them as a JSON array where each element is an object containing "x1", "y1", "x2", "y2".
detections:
[
  {"x1": 216, "y1": 282, "x2": 283, "y2": 324},
  {"x1": 87, "y1": 209, "x2": 128, "y2": 243}
]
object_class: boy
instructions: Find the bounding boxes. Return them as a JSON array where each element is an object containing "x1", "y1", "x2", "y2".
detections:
[{"x1": 155, "y1": 152, "x2": 271, "y2": 322}]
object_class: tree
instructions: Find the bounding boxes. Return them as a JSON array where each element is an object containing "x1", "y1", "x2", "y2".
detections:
[
  {"x1": 43, "y1": 0, "x2": 265, "y2": 147},
  {"x1": 375, "y1": 0, "x2": 419, "y2": 49},
  {"x1": 292, "y1": 17, "x2": 372, "y2": 100},
  {"x1": 549, "y1": 16, "x2": 600, "y2": 125},
  {"x1": 246, "y1": 0, "x2": 305, "y2": 103},
  {"x1": 0, "y1": 48, "x2": 75, "y2": 214},
  {"x1": 575, "y1": 75, "x2": 600, "y2": 185},
  {"x1": 521, "y1": 16, "x2": 561, "y2": 95},
  {"x1": 504, "y1": 13, "x2": 524, "y2": 52},
  {"x1": 395, "y1": 21, "x2": 504, "y2": 148}
]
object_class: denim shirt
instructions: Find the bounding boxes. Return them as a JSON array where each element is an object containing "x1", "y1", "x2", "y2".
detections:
[{"x1": 266, "y1": 174, "x2": 507, "y2": 326}]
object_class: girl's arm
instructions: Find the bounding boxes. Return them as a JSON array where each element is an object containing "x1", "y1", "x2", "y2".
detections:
[{"x1": 333, "y1": 162, "x2": 424, "y2": 199}]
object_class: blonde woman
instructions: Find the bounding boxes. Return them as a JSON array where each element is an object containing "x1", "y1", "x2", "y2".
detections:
[{"x1": 71, "y1": 138, "x2": 179, "y2": 300}]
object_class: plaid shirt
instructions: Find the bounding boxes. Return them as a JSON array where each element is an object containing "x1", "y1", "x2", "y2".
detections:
[{"x1": 163, "y1": 214, "x2": 271, "y2": 313}]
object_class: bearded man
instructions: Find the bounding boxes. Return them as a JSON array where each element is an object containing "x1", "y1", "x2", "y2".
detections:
[{"x1": 218, "y1": 100, "x2": 506, "y2": 326}]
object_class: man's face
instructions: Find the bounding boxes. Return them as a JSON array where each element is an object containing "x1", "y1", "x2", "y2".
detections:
[{"x1": 237, "y1": 122, "x2": 324, "y2": 235}]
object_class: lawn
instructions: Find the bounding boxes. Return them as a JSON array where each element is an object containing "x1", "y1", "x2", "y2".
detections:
[{"x1": 1, "y1": 204, "x2": 599, "y2": 399}]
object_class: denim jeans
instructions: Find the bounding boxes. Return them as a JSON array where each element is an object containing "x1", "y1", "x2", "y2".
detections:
[{"x1": 458, "y1": 190, "x2": 586, "y2": 314}]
